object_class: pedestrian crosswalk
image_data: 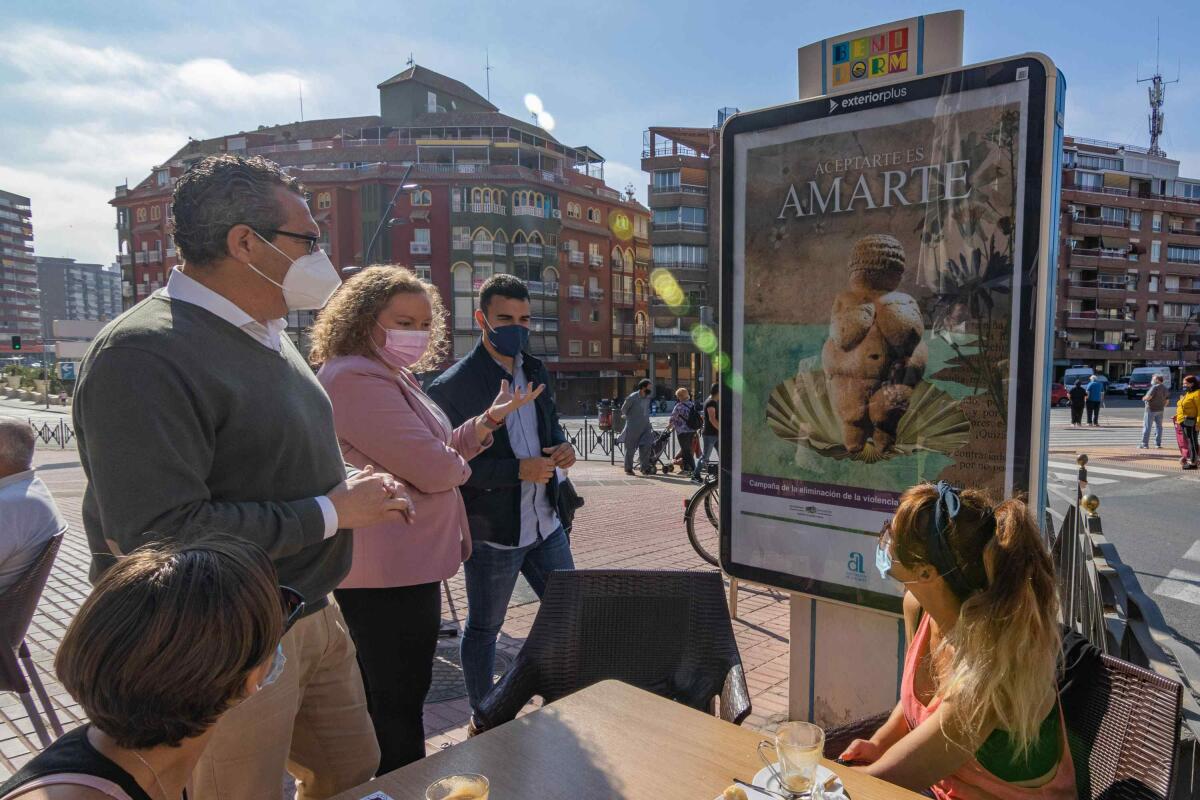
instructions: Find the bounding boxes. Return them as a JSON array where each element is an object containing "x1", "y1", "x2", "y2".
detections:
[
  {"x1": 1047, "y1": 460, "x2": 1162, "y2": 487},
  {"x1": 1048, "y1": 422, "x2": 1146, "y2": 449},
  {"x1": 1154, "y1": 541, "x2": 1200, "y2": 607}
]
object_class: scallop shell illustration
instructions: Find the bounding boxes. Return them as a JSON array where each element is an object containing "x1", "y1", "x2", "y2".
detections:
[{"x1": 767, "y1": 369, "x2": 970, "y2": 464}]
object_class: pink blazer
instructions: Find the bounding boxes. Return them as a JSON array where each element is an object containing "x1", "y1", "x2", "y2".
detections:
[{"x1": 318, "y1": 355, "x2": 489, "y2": 588}]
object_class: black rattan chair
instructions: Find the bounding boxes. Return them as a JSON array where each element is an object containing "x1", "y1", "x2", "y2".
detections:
[
  {"x1": 474, "y1": 570, "x2": 750, "y2": 730},
  {"x1": 822, "y1": 645, "x2": 1184, "y2": 800},
  {"x1": 0, "y1": 533, "x2": 64, "y2": 748}
]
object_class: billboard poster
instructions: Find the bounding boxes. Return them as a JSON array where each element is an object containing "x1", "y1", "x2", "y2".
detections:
[{"x1": 720, "y1": 57, "x2": 1061, "y2": 612}]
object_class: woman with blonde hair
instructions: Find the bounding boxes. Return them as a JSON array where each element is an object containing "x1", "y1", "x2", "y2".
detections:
[
  {"x1": 840, "y1": 482, "x2": 1076, "y2": 798},
  {"x1": 310, "y1": 265, "x2": 541, "y2": 771}
]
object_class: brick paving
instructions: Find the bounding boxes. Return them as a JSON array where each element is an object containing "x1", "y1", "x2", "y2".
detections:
[{"x1": 0, "y1": 444, "x2": 794, "y2": 779}]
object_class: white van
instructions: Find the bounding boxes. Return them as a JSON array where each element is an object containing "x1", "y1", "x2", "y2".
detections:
[
  {"x1": 1126, "y1": 366, "x2": 1172, "y2": 398},
  {"x1": 1061, "y1": 366, "x2": 1106, "y2": 389}
]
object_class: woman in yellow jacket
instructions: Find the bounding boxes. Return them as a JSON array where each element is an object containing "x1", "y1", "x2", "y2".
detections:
[{"x1": 1175, "y1": 374, "x2": 1200, "y2": 469}]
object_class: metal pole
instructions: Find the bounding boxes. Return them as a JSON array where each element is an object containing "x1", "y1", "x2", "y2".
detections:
[{"x1": 362, "y1": 163, "x2": 414, "y2": 266}]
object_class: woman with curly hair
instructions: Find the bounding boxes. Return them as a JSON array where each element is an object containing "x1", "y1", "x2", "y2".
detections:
[
  {"x1": 841, "y1": 482, "x2": 1076, "y2": 798},
  {"x1": 310, "y1": 265, "x2": 541, "y2": 771}
]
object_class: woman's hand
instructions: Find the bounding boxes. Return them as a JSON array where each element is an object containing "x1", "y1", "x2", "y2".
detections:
[
  {"x1": 838, "y1": 738, "x2": 885, "y2": 765},
  {"x1": 488, "y1": 379, "x2": 544, "y2": 422}
]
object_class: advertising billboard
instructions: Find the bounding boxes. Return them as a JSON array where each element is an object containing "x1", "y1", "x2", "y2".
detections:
[{"x1": 720, "y1": 56, "x2": 1063, "y2": 612}]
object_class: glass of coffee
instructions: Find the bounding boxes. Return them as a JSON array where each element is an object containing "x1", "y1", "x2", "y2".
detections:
[
  {"x1": 425, "y1": 773, "x2": 490, "y2": 800},
  {"x1": 758, "y1": 722, "x2": 824, "y2": 795}
]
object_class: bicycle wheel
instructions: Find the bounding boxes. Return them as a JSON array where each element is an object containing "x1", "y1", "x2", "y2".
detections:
[{"x1": 685, "y1": 480, "x2": 721, "y2": 567}]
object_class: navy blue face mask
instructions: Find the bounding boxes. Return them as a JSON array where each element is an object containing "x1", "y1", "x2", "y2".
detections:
[{"x1": 483, "y1": 320, "x2": 530, "y2": 357}]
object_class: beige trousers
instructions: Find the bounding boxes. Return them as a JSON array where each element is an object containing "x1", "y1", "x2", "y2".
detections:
[{"x1": 189, "y1": 600, "x2": 380, "y2": 800}]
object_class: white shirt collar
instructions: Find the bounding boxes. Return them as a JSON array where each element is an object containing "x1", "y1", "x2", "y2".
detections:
[{"x1": 161, "y1": 267, "x2": 288, "y2": 351}]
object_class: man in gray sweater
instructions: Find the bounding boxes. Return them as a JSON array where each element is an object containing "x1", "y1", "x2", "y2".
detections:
[{"x1": 73, "y1": 155, "x2": 411, "y2": 800}]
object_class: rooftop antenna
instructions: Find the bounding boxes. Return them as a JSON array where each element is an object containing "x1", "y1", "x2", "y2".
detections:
[
  {"x1": 485, "y1": 49, "x2": 493, "y2": 101},
  {"x1": 298, "y1": 81, "x2": 304, "y2": 122},
  {"x1": 1137, "y1": 18, "x2": 1179, "y2": 157},
  {"x1": 406, "y1": 53, "x2": 415, "y2": 68}
]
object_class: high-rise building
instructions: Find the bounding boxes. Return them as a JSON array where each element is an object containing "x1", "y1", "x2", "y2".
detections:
[
  {"x1": 1056, "y1": 136, "x2": 1200, "y2": 382},
  {"x1": 640, "y1": 112, "x2": 733, "y2": 396},
  {"x1": 35, "y1": 257, "x2": 122, "y2": 339},
  {"x1": 111, "y1": 64, "x2": 651, "y2": 408},
  {"x1": 0, "y1": 190, "x2": 42, "y2": 343}
]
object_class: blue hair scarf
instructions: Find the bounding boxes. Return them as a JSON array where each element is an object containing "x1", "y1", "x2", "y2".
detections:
[{"x1": 928, "y1": 481, "x2": 994, "y2": 601}]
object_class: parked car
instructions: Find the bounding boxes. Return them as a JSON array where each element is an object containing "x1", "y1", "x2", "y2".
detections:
[
  {"x1": 1050, "y1": 383, "x2": 1070, "y2": 407},
  {"x1": 1107, "y1": 375, "x2": 1131, "y2": 394}
]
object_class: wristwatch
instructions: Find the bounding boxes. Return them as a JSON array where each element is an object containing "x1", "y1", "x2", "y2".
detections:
[{"x1": 481, "y1": 411, "x2": 505, "y2": 431}]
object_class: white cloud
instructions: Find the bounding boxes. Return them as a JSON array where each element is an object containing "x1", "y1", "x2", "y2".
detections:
[{"x1": 0, "y1": 26, "x2": 322, "y2": 264}]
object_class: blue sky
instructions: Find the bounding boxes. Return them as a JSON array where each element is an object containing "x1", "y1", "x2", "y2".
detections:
[{"x1": 3, "y1": 0, "x2": 1198, "y2": 265}]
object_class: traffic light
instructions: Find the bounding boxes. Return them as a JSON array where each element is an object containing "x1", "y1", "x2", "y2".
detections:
[{"x1": 10, "y1": 336, "x2": 20, "y2": 351}]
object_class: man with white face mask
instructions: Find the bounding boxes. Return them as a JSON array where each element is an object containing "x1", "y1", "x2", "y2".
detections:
[{"x1": 73, "y1": 154, "x2": 409, "y2": 799}]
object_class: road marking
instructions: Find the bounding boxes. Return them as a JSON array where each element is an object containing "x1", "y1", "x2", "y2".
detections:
[
  {"x1": 1154, "y1": 568, "x2": 1200, "y2": 606},
  {"x1": 1051, "y1": 471, "x2": 1117, "y2": 486},
  {"x1": 1185, "y1": 541, "x2": 1200, "y2": 562},
  {"x1": 1046, "y1": 461, "x2": 1160, "y2": 480}
]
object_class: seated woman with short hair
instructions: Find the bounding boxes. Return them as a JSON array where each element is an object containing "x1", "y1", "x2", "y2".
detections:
[
  {"x1": 841, "y1": 482, "x2": 1076, "y2": 798},
  {"x1": 0, "y1": 539, "x2": 297, "y2": 800}
]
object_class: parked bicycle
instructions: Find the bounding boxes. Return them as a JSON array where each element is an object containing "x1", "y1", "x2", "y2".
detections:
[{"x1": 684, "y1": 463, "x2": 720, "y2": 566}]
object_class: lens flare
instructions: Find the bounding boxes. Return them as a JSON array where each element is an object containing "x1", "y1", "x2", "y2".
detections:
[
  {"x1": 538, "y1": 111, "x2": 556, "y2": 132},
  {"x1": 523, "y1": 93, "x2": 544, "y2": 115},
  {"x1": 716, "y1": 353, "x2": 732, "y2": 372},
  {"x1": 728, "y1": 371, "x2": 745, "y2": 394},
  {"x1": 691, "y1": 324, "x2": 718, "y2": 354}
]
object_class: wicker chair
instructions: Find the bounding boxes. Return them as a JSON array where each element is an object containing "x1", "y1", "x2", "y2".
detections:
[
  {"x1": 822, "y1": 647, "x2": 1184, "y2": 800},
  {"x1": 474, "y1": 570, "x2": 751, "y2": 730},
  {"x1": 0, "y1": 533, "x2": 64, "y2": 748}
]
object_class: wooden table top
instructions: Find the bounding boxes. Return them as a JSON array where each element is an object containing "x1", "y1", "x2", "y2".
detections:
[{"x1": 331, "y1": 680, "x2": 926, "y2": 800}]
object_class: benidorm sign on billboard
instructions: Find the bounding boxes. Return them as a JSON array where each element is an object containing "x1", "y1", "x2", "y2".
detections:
[
  {"x1": 720, "y1": 56, "x2": 1066, "y2": 611},
  {"x1": 797, "y1": 11, "x2": 965, "y2": 99}
]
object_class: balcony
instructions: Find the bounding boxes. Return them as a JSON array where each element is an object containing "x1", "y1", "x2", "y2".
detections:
[
  {"x1": 652, "y1": 330, "x2": 693, "y2": 343},
  {"x1": 588, "y1": 254, "x2": 603, "y2": 267},
  {"x1": 568, "y1": 251, "x2": 584, "y2": 265},
  {"x1": 653, "y1": 222, "x2": 708, "y2": 232},
  {"x1": 512, "y1": 206, "x2": 550, "y2": 218},
  {"x1": 513, "y1": 243, "x2": 544, "y2": 260},
  {"x1": 1071, "y1": 216, "x2": 1129, "y2": 229},
  {"x1": 166, "y1": 246, "x2": 176, "y2": 258},
  {"x1": 650, "y1": 184, "x2": 709, "y2": 195},
  {"x1": 568, "y1": 286, "x2": 585, "y2": 300},
  {"x1": 453, "y1": 238, "x2": 472, "y2": 250},
  {"x1": 528, "y1": 280, "x2": 559, "y2": 297},
  {"x1": 614, "y1": 291, "x2": 634, "y2": 306},
  {"x1": 410, "y1": 242, "x2": 432, "y2": 255},
  {"x1": 472, "y1": 241, "x2": 498, "y2": 256},
  {"x1": 653, "y1": 261, "x2": 709, "y2": 273},
  {"x1": 118, "y1": 254, "x2": 132, "y2": 266},
  {"x1": 589, "y1": 288, "x2": 605, "y2": 301},
  {"x1": 462, "y1": 202, "x2": 507, "y2": 215}
]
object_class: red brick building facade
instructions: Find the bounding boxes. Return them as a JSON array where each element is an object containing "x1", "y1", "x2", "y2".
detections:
[{"x1": 111, "y1": 66, "x2": 650, "y2": 409}]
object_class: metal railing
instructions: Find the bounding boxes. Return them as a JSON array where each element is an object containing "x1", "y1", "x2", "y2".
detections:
[
  {"x1": 560, "y1": 419, "x2": 677, "y2": 464},
  {"x1": 1051, "y1": 456, "x2": 1199, "y2": 796},
  {"x1": 28, "y1": 419, "x2": 74, "y2": 449}
]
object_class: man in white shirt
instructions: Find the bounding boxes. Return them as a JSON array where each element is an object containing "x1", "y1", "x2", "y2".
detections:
[{"x1": 0, "y1": 420, "x2": 65, "y2": 593}]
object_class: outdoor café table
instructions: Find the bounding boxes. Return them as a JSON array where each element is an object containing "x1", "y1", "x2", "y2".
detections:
[{"x1": 330, "y1": 680, "x2": 926, "y2": 800}]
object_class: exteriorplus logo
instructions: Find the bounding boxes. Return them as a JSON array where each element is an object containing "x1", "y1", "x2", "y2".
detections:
[{"x1": 827, "y1": 85, "x2": 909, "y2": 113}]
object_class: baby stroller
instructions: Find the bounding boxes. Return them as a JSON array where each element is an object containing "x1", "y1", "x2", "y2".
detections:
[{"x1": 646, "y1": 429, "x2": 676, "y2": 474}]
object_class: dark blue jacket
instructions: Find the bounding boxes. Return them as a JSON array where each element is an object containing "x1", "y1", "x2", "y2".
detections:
[{"x1": 426, "y1": 341, "x2": 566, "y2": 547}]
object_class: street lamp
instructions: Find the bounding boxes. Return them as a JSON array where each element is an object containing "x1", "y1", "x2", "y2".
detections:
[{"x1": 362, "y1": 163, "x2": 420, "y2": 266}]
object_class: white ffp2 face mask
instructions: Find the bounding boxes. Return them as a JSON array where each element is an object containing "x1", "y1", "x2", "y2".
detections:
[{"x1": 249, "y1": 232, "x2": 342, "y2": 311}]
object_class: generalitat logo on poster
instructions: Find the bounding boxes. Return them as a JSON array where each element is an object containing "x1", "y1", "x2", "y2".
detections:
[
  {"x1": 831, "y1": 26, "x2": 910, "y2": 88},
  {"x1": 845, "y1": 551, "x2": 867, "y2": 583}
]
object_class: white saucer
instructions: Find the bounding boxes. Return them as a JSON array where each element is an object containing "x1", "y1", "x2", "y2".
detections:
[{"x1": 752, "y1": 763, "x2": 848, "y2": 799}]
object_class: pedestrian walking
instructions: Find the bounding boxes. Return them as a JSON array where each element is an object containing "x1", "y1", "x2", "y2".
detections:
[
  {"x1": 426, "y1": 274, "x2": 576, "y2": 722},
  {"x1": 693, "y1": 383, "x2": 720, "y2": 482},
  {"x1": 1140, "y1": 374, "x2": 1169, "y2": 449},
  {"x1": 1085, "y1": 375, "x2": 1105, "y2": 426},
  {"x1": 73, "y1": 154, "x2": 412, "y2": 800},
  {"x1": 619, "y1": 379, "x2": 655, "y2": 475},
  {"x1": 1068, "y1": 380, "x2": 1086, "y2": 427},
  {"x1": 1175, "y1": 374, "x2": 1200, "y2": 470},
  {"x1": 667, "y1": 387, "x2": 700, "y2": 476},
  {"x1": 311, "y1": 266, "x2": 542, "y2": 771}
]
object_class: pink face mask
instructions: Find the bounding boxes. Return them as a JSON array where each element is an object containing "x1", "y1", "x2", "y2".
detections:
[{"x1": 375, "y1": 322, "x2": 430, "y2": 369}]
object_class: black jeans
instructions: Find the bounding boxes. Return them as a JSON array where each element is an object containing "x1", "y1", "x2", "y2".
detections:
[
  {"x1": 1070, "y1": 403, "x2": 1084, "y2": 425},
  {"x1": 1086, "y1": 400, "x2": 1101, "y2": 425},
  {"x1": 335, "y1": 582, "x2": 442, "y2": 773},
  {"x1": 676, "y1": 431, "x2": 696, "y2": 472}
]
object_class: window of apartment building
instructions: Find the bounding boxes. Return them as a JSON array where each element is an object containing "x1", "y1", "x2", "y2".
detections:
[
  {"x1": 1100, "y1": 207, "x2": 1125, "y2": 225},
  {"x1": 427, "y1": 91, "x2": 438, "y2": 113},
  {"x1": 653, "y1": 206, "x2": 707, "y2": 227},
  {"x1": 1130, "y1": 211, "x2": 1141, "y2": 231},
  {"x1": 414, "y1": 228, "x2": 431, "y2": 247},
  {"x1": 1076, "y1": 153, "x2": 1122, "y2": 171},
  {"x1": 1178, "y1": 183, "x2": 1200, "y2": 200},
  {"x1": 567, "y1": 202, "x2": 581, "y2": 219},
  {"x1": 589, "y1": 308, "x2": 600, "y2": 323},
  {"x1": 317, "y1": 192, "x2": 332, "y2": 209},
  {"x1": 589, "y1": 340, "x2": 601, "y2": 356},
  {"x1": 569, "y1": 339, "x2": 582, "y2": 357},
  {"x1": 1152, "y1": 213, "x2": 1162, "y2": 232},
  {"x1": 653, "y1": 170, "x2": 681, "y2": 190},
  {"x1": 587, "y1": 208, "x2": 600, "y2": 223},
  {"x1": 1148, "y1": 275, "x2": 1159, "y2": 292},
  {"x1": 588, "y1": 276, "x2": 599, "y2": 292},
  {"x1": 1147, "y1": 303, "x2": 1159, "y2": 321},
  {"x1": 569, "y1": 306, "x2": 581, "y2": 322},
  {"x1": 635, "y1": 216, "x2": 648, "y2": 238},
  {"x1": 411, "y1": 190, "x2": 432, "y2": 206},
  {"x1": 156, "y1": 169, "x2": 170, "y2": 186},
  {"x1": 1165, "y1": 275, "x2": 1180, "y2": 293},
  {"x1": 588, "y1": 242, "x2": 599, "y2": 257},
  {"x1": 1076, "y1": 171, "x2": 1103, "y2": 190},
  {"x1": 1151, "y1": 241, "x2": 1162, "y2": 263},
  {"x1": 136, "y1": 207, "x2": 147, "y2": 223},
  {"x1": 1168, "y1": 245, "x2": 1200, "y2": 264},
  {"x1": 1146, "y1": 329, "x2": 1157, "y2": 351},
  {"x1": 150, "y1": 206, "x2": 161, "y2": 221},
  {"x1": 652, "y1": 244, "x2": 707, "y2": 265},
  {"x1": 413, "y1": 265, "x2": 431, "y2": 282},
  {"x1": 1162, "y1": 333, "x2": 1180, "y2": 349}
]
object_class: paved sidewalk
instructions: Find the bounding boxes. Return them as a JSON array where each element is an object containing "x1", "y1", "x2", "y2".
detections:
[{"x1": 0, "y1": 450, "x2": 793, "y2": 779}]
